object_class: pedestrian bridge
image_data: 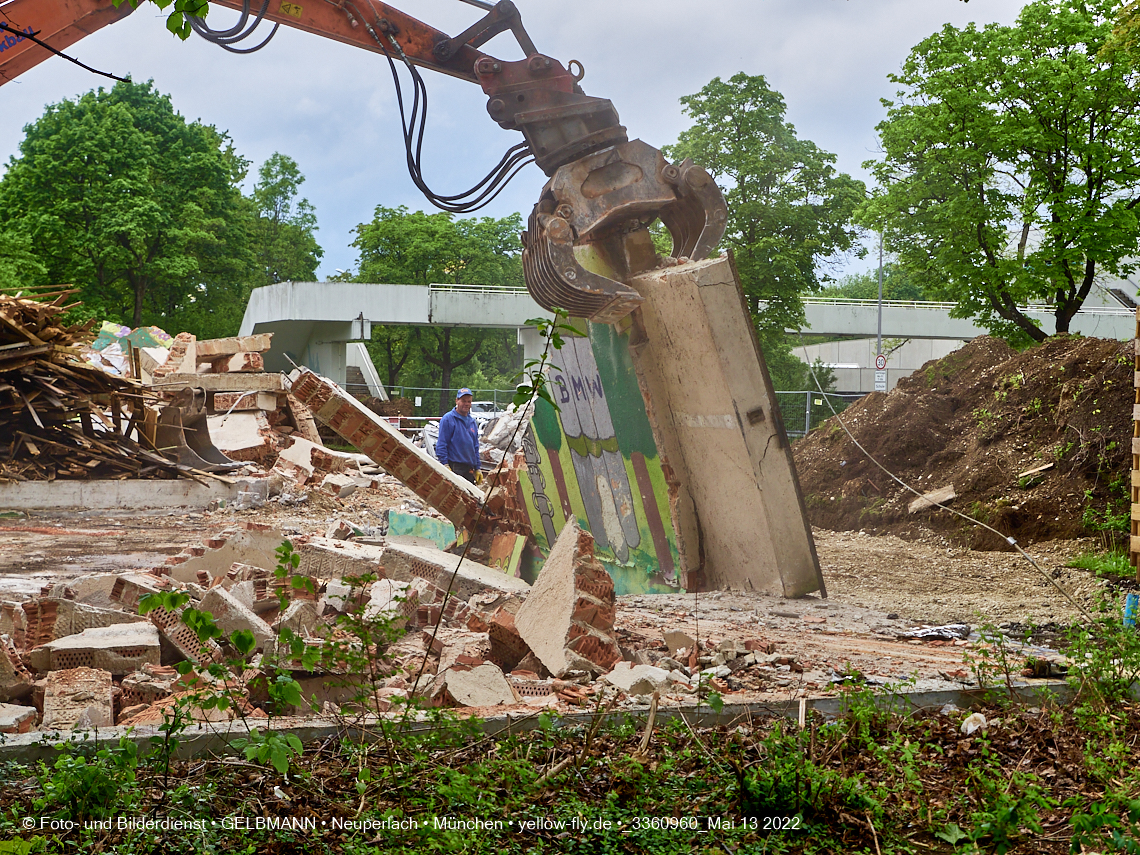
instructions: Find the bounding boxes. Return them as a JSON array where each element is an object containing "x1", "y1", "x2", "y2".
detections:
[
  {"x1": 790, "y1": 297, "x2": 1134, "y2": 340},
  {"x1": 239, "y1": 281, "x2": 1135, "y2": 389},
  {"x1": 239, "y1": 281, "x2": 554, "y2": 387}
]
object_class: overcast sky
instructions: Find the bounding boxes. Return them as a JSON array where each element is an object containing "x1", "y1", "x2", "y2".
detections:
[{"x1": 0, "y1": 0, "x2": 1027, "y2": 280}]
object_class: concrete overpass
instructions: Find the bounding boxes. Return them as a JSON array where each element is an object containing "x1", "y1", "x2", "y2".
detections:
[
  {"x1": 792, "y1": 297, "x2": 1135, "y2": 340},
  {"x1": 239, "y1": 282, "x2": 1136, "y2": 390},
  {"x1": 239, "y1": 281, "x2": 552, "y2": 388}
]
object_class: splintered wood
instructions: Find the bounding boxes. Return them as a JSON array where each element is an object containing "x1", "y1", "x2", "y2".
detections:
[{"x1": 0, "y1": 287, "x2": 195, "y2": 483}]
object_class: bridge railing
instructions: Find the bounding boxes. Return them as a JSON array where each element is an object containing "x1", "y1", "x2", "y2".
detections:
[{"x1": 790, "y1": 297, "x2": 1133, "y2": 315}]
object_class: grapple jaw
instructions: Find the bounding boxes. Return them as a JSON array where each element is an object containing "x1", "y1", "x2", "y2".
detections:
[{"x1": 522, "y1": 139, "x2": 727, "y2": 323}]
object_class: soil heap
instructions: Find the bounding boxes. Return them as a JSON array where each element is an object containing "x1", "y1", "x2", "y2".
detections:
[{"x1": 793, "y1": 335, "x2": 1133, "y2": 549}]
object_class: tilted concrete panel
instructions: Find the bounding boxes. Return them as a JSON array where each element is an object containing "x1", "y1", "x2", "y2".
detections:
[{"x1": 626, "y1": 257, "x2": 824, "y2": 597}]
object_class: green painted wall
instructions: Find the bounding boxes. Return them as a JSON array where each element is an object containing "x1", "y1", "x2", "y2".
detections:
[{"x1": 518, "y1": 323, "x2": 681, "y2": 595}]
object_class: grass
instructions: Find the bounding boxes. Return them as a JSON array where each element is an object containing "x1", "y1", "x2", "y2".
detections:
[{"x1": 1067, "y1": 549, "x2": 1133, "y2": 582}]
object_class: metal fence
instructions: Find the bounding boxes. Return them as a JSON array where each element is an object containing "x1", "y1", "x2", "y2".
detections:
[
  {"x1": 343, "y1": 385, "x2": 518, "y2": 418},
  {"x1": 776, "y1": 391, "x2": 866, "y2": 438},
  {"x1": 344, "y1": 384, "x2": 863, "y2": 434}
]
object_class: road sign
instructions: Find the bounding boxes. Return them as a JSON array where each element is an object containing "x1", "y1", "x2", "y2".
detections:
[
  {"x1": 874, "y1": 370, "x2": 887, "y2": 392},
  {"x1": 875, "y1": 353, "x2": 887, "y2": 371}
]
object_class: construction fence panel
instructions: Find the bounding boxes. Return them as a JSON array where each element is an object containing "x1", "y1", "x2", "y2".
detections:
[{"x1": 776, "y1": 391, "x2": 866, "y2": 439}]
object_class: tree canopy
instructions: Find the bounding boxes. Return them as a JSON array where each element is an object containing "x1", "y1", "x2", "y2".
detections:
[
  {"x1": 352, "y1": 206, "x2": 523, "y2": 289},
  {"x1": 860, "y1": 0, "x2": 1140, "y2": 343},
  {"x1": 0, "y1": 79, "x2": 253, "y2": 331},
  {"x1": 664, "y1": 73, "x2": 864, "y2": 389},
  {"x1": 250, "y1": 153, "x2": 323, "y2": 287},
  {"x1": 350, "y1": 207, "x2": 526, "y2": 412}
]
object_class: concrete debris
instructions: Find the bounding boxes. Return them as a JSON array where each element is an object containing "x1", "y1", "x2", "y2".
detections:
[
  {"x1": 381, "y1": 542, "x2": 531, "y2": 602},
  {"x1": 26, "y1": 623, "x2": 160, "y2": 675},
  {"x1": 433, "y1": 663, "x2": 517, "y2": 708},
  {"x1": 0, "y1": 702, "x2": 36, "y2": 734},
  {"x1": 663, "y1": 630, "x2": 696, "y2": 657},
  {"x1": 0, "y1": 634, "x2": 33, "y2": 701},
  {"x1": 272, "y1": 601, "x2": 321, "y2": 638},
  {"x1": 363, "y1": 579, "x2": 418, "y2": 629},
  {"x1": 199, "y1": 587, "x2": 276, "y2": 653},
  {"x1": 42, "y1": 667, "x2": 114, "y2": 730},
  {"x1": 325, "y1": 518, "x2": 355, "y2": 540},
  {"x1": 908, "y1": 485, "x2": 957, "y2": 514},
  {"x1": 289, "y1": 369, "x2": 483, "y2": 531},
  {"x1": 602, "y1": 662, "x2": 671, "y2": 696},
  {"x1": 515, "y1": 518, "x2": 621, "y2": 677},
  {"x1": 900, "y1": 624, "x2": 971, "y2": 641},
  {"x1": 320, "y1": 474, "x2": 358, "y2": 499}
]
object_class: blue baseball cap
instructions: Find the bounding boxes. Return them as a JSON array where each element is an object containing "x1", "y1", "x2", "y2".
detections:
[{"x1": 456, "y1": 388, "x2": 473, "y2": 399}]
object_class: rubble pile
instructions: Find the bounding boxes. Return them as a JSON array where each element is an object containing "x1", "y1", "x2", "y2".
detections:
[
  {"x1": 0, "y1": 512, "x2": 845, "y2": 733},
  {"x1": 0, "y1": 288, "x2": 196, "y2": 483},
  {"x1": 148, "y1": 332, "x2": 321, "y2": 468}
]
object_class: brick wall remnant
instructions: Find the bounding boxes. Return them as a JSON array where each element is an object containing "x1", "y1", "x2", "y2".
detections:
[{"x1": 514, "y1": 517, "x2": 621, "y2": 677}]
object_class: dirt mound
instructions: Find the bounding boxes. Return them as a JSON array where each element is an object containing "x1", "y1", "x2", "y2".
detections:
[{"x1": 793, "y1": 335, "x2": 1134, "y2": 549}]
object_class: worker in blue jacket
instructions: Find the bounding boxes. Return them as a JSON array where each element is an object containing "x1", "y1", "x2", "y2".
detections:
[{"x1": 436, "y1": 387, "x2": 480, "y2": 483}]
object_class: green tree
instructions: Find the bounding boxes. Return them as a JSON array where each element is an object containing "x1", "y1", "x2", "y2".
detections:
[
  {"x1": 352, "y1": 206, "x2": 525, "y2": 410},
  {"x1": 861, "y1": 0, "x2": 1140, "y2": 344},
  {"x1": 664, "y1": 73, "x2": 865, "y2": 390},
  {"x1": 250, "y1": 153, "x2": 323, "y2": 286},
  {"x1": 0, "y1": 229, "x2": 46, "y2": 294},
  {"x1": 0, "y1": 79, "x2": 254, "y2": 331},
  {"x1": 823, "y1": 264, "x2": 934, "y2": 302},
  {"x1": 352, "y1": 206, "x2": 523, "y2": 288}
]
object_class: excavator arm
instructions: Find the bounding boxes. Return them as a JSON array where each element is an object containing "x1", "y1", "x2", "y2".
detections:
[{"x1": 0, "y1": 0, "x2": 726, "y2": 322}]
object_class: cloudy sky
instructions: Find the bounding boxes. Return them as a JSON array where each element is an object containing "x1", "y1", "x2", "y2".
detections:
[{"x1": 0, "y1": 0, "x2": 1026, "y2": 280}]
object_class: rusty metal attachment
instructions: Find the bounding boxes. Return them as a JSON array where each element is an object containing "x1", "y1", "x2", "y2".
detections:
[{"x1": 522, "y1": 140, "x2": 728, "y2": 323}]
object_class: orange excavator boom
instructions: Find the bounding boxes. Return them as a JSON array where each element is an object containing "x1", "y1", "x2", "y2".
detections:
[{"x1": 0, "y1": 0, "x2": 727, "y2": 323}]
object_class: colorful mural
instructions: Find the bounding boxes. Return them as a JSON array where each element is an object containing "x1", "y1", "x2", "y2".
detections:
[{"x1": 517, "y1": 322, "x2": 681, "y2": 594}]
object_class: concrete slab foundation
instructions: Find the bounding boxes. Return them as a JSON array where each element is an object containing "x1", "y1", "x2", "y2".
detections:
[{"x1": 0, "y1": 477, "x2": 269, "y2": 511}]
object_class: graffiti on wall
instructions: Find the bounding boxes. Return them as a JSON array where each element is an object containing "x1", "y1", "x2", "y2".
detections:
[{"x1": 517, "y1": 322, "x2": 681, "y2": 594}]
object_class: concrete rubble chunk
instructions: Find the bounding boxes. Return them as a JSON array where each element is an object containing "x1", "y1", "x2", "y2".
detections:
[
  {"x1": 207, "y1": 351, "x2": 264, "y2": 374},
  {"x1": 271, "y1": 600, "x2": 321, "y2": 638},
  {"x1": 213, "y1": 391, "x2": 279, "y2": 413},
  {"x1": 0, "y1": 603, "x2": 26, "y2": 649},
  {"x1": 194, "y1": 333, "x2": 273, "y2": 359},
  {"x1": 488, "y1": 610, "x2": 532, "y2": 673},
  {"x1": 42, "y1": 667, "x2": 114, "y2": 730},
  {"x1": 110, "y1": 573, "x2": 171, "y2": 611},
  {"x1": 319, "y1": 579, "x2": 358, "y2": 616},
  {"x1": 200, "y1": 587, "x2": 276, "y2": 653},
  {"x1": 325, "y1": 518, "x2": 355, "y2": 540},
  {"x1": 0, "y1": 702, "x2": 36, "y2": 734},
  {"x1": 435, "y1": 663, "x2": 517, "y2": 708},
  {"x1": 364, "y1": 579, "x2": 417, "y2": 629},
  {"x1": 119, "y1": 666, "x2": 177, "y2": 710},
  {"x1": 206, "y1": 411, "x2": 275, "y2": 463},
  {"x1": 44, "y1": 573, "x2": 121, "y2": 607},
  {"x1": 288, "y1": 369, "x2": 483, "y2": 531},
  {"x1": 321, "y1": 474, "x2": 358, "y2": 500},
  {"x1": 26, "y1": 623, "x2": 160, "y2": 676},
  {"x1": 0, "y1": 634, "x2": 33, "y2": 701},
  {"x1": 164, "y1": 524, "x2": 285, "y2": 586},
  {"x1": 664, "y1": 630, "x2": 696, "y2": 656},
  {"x1": 909, "y1": 485, "x2": 957, "y2": 514},
  {"x1": 381, "y1": 541, "x2": 531, "y2": 602},
  {"x1": 514, "y1": 518, "x2": 621, "y2": 677},
  {"x1": 147, "y1": 604, "x2": 220, "y2": 667},
  {"x1": 603, "y1": 662, "x2": 671, "y2": 696},
  {"x1": 296, "y1": 536, "x2": 384, "y2": 579}
]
